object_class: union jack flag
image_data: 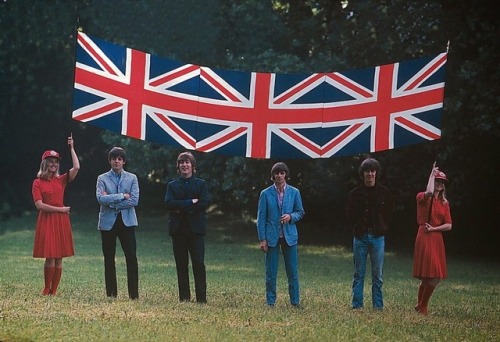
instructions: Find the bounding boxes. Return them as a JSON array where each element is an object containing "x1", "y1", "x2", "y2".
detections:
[{"x1": 72, "y1": 32, "x2": 447, "y2": 159}]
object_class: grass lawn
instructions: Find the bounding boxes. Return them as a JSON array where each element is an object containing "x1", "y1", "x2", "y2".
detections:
[{"x1": 0, "y1": 211, "x2": 499, "y2": 341}]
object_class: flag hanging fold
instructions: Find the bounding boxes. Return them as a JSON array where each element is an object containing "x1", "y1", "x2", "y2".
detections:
[{"x1": 72, "y1": 32, "x2": 447, "y2": 159}]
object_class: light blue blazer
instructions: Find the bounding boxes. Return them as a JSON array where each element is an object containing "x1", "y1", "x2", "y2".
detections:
[
  {"x1": 257, "y1": 184, "x2": 305, "y2": 247},
  {"x1": 96, "y1": 170, "x2": 139, "y2": 230}
]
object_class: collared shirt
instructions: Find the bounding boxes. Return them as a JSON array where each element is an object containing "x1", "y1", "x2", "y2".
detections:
[
  {"x1": 109, "y1": 170, "x2": 123, "y2": 202},
  {"x1": 111, "y1": 170, "x2": 121, "y2": 185},
  {"x1": 274, "y1": 183, "x2": 287, "y2": 237}
]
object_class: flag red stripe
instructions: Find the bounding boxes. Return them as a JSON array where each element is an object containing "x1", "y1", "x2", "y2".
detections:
[
  {"x1": 395, "y1": 116, "x2": 441, "y2": 139},
  {"x1": 322, "y1": 123, "x2": 365, "y2": 152},
  {"x1": 73, "y1": 102, "x2": 122, "y2": 121},
  {"x1": 149, "y1": 64, "x2": 198, "y2": 87},
  {"x1": 197, "y1": 127, "x2": 247, "y2": 152},
  {"x1": 327, "y1": 73, "x2": 372, "y2": 98},
  {"x1": 405, "y1": 53, "x2": 447, "y2": 90},
  {"x1": 77, "y1": 34, "x2": 118, "y2": 76},
  {"x1": 250, "y1": 73, "x2": 273, "y2": 158},
  {"x1": 281, "y1": 128, "x2": 321, "y2": 155},
  {"x1": 200, "y1": 69, "x2": 241, "y2": 102},
  {"x1": 125, "y1": 50, "x2": 149, "y2": 139},
  {"x1": 154, "y1": 113, "x2": 196, "y2": 147},
  {"x1": 274, "y1": 74, "x2": 324, "y2": 105}
]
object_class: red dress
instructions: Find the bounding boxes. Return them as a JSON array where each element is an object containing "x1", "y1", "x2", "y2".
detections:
[
  {"x1": 412, "y1": 192, "x2": 452, "y2": 279},
  {"x1": 32, "y1": 174, "x2": 75, "y2": 258}
]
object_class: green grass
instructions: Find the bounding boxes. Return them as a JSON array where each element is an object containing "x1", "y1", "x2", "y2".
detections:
[{"x1": 1, "y1": 211, "x2": 499, "y2": 341}]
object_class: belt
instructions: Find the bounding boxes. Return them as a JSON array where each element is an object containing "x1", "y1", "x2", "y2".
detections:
[{"x1": 365, "y1": 227, "x2": 373, "y2": 234}]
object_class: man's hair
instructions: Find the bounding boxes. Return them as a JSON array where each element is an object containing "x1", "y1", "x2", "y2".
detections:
[
  {"x1": 358, "y1": 157, "x2": 380, "y2": 179},
  {"x1": 177, "y1": 151, "x2": 197, "y2": 172},
  {"x1": 37, "y1": 158, "x2": 60, "y2": 179},
  {"x1": 270, "y1": 162, "x2": 290, "y2": 180},
  {"x1": 108, "y1": 147, "x2": 127, "y2": 162}
]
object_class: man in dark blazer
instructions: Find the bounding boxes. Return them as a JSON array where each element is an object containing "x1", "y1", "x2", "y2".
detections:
[{"x1": 165, "y1": 152, "x2": 210, "y2": 303}]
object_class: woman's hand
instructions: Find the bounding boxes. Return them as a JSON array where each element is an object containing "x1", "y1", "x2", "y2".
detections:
[
  {"x1": 68, "y1": 133, "x2": 74, "y2": 149},
  {"x1": 60, "y1": 206, "x2": 71, "y2": 214},
  {"x1": 431, "y1": 162, "x2": 440, "y2": 177}
]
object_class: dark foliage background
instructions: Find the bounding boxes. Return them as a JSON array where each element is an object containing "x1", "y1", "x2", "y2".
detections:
[{"x1": 1, "y1": 0, "x2": 498, "y2": 257}]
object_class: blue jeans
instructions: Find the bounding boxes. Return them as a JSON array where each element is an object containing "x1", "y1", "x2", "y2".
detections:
[
  {"x1": 265, "y1": 238, "x2": 299, "y2": 305},
  {"x1": 352, "y1": 234, "x2": 384, "y2": 309}
]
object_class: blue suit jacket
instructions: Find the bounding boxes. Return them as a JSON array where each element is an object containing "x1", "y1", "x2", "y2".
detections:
[
  {"x1": 257, "y1": 184, "x2": 305, "y2": 247},
  {"x1": 165, "y1": 176, "x2": 210, "y2": 235},
  {"x1": 96, "y1": 170, "x2": 139, "y2": 230}
]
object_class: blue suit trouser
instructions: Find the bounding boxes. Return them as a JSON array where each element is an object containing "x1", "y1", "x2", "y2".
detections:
[{"x1": 265, "y1": 238, "x2": 299, "y2": 305}]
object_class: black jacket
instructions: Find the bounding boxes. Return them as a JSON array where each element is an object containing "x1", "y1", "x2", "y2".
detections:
[
  {"x1": 347, "y1": 183, "x2": 394, "y2": 238},
  {"x1": 164, "y1": 176, "x2": 210, "y2": 235}
]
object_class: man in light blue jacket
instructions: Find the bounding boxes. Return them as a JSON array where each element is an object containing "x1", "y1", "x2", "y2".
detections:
[
  {"x1": 257, "y1": 162, "x2": 305, "y2": 307},
  {"x1": 96, "y1": 147, "x2": 139, "y2": 299}
]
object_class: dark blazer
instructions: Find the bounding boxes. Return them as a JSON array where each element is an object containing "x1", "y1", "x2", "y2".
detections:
[{"x1": 165, "y1": 175, "x2": 210, "y2": 235}]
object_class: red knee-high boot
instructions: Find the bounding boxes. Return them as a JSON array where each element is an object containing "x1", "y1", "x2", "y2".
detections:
[
  {"x1": 418, "y1": 284, "x2": 436, "y2": 315},
  {"x1": 415, "y1": 283, "x2": 425, "y2": 312},
  {"x1": 42, "y1": 267, "x2": 55, "y2": 296},
  {"x1": 50, "y1": 268, "x2": 62, "y2": 296}
]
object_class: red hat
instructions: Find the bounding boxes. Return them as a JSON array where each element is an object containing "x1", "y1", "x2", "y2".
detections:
[
  {"x1": 435, "y1": 171, "x2": 448, "y2": 182},
  {"x1": 41, "y1": 150, "x2": 61, "y2": 161}
]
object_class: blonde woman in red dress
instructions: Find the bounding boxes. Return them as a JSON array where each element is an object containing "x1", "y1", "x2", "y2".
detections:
[
  {"x1": 32, "y1": 134, "x2": 80, "y2": 295},
  {"x1": 412, "y1": 162, "x2": 452, "y2": 315}
]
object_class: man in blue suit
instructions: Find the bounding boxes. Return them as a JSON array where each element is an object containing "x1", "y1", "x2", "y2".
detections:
[
  {"x1": 96, "y1": 147, "x2": 140, "y2": 299},
  {"x1": 257, "y1": 162, "x2": 305, "y2": 307},
  {"x1": 165, "y1": 152, "x2": 210, "y2": 303}
]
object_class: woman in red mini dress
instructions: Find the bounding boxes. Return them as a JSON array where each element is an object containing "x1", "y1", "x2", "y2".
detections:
[
  {"x1": 32, "y1": 134, "x2": 80, "y2": 295},
  {"x1": 412, "y1": 162, "x2": 452, "y2": 315}
]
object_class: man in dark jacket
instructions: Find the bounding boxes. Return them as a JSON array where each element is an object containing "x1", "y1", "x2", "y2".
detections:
[
  {"x1": 165, "y1": 152, "x2": 210, "y2": 303},
  {"x1": 347, "y1": 157, "x2": 394, "y2": 310}
]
